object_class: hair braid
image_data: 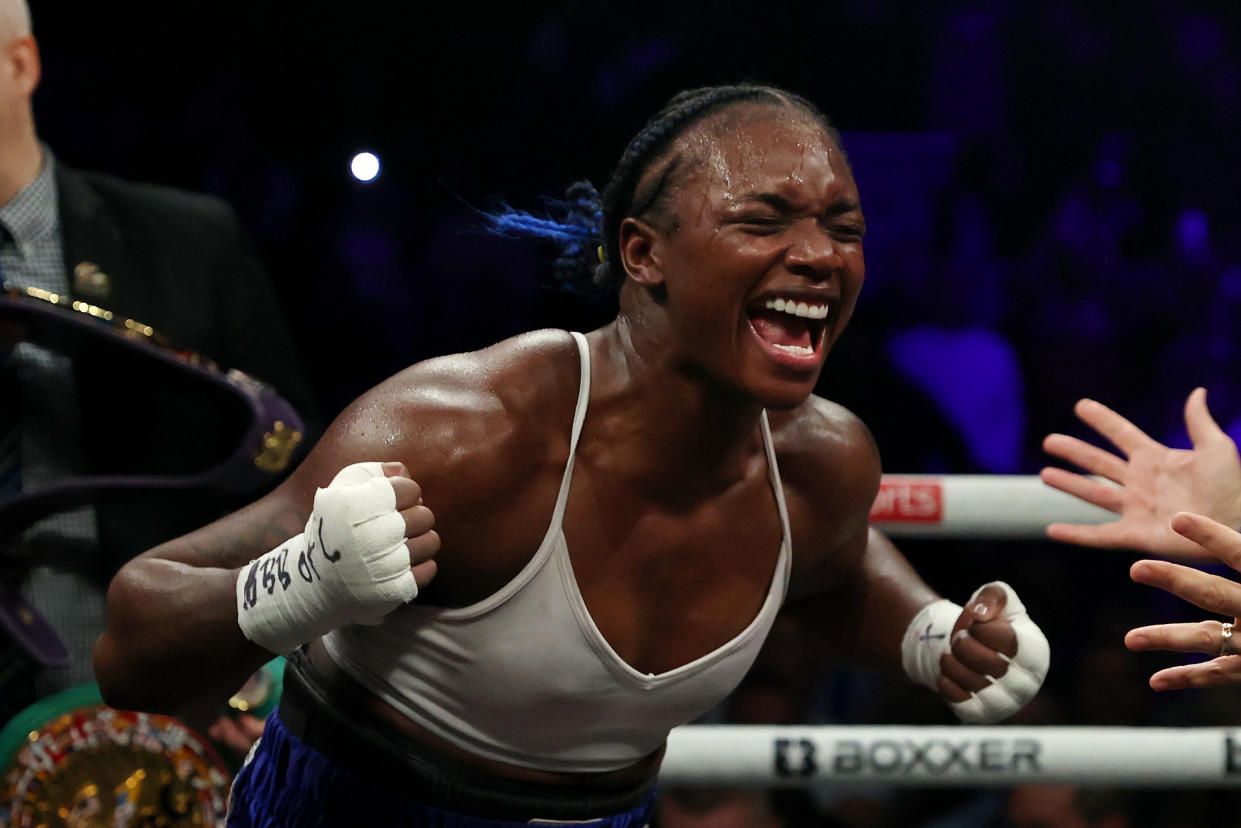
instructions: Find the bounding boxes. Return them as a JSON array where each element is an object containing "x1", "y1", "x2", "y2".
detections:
[{"x1": 482, "y1": 82, "x2": 841, "y2": 292}]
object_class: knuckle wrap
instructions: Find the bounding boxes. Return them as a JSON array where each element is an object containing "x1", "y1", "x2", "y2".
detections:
[
  {"x1": 901, "y1": 582, "x2": 1050, "y2": 724},
  {"x1": 949, "y1": 581, "x2": 1050, "y2": 724},
  {"x1": 236, "y1": 462, "x2": 418, "y2": 655}
]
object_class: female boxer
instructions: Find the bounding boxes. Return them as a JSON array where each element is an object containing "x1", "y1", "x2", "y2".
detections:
[{"x1": 96, "y1": 84, "x2": 1048, "y2": 826}]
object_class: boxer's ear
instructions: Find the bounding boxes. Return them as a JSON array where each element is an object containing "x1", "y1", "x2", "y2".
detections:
[{"x1": 618, "y1": 217, "x2": 664, "y2": 288}]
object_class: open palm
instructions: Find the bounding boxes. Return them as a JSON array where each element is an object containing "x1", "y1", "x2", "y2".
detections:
[{"x1": 1040, "y1": 388, "x2": 1241, "y2": 563}]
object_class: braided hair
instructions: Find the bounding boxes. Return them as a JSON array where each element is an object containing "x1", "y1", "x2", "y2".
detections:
[{"x1": 485, "y1": 83, "x2": 842, "y2": 292}]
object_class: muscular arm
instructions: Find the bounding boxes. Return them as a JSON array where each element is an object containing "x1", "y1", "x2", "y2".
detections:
[
  {"x1": 94, "y1": 368, "x2": 438, "y2": 716},
  {"x1": 775, "y1": 400, "x2": 937, "y2": 670},
  {"x1": 783, "y1": 529, "x2": 938, "y2": 670},
  {"x1": 94, "y1": 486, "x2": 311, "y2": 715}
]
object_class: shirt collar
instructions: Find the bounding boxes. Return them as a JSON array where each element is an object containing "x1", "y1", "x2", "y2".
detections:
[{"x1": 0, "y1": 147, "x2": 59, "y2": 257}]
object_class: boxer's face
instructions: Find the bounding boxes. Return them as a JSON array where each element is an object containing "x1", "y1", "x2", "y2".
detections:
[{"x1": 639, "y1": 103, "x2": 865, "y2": 409}]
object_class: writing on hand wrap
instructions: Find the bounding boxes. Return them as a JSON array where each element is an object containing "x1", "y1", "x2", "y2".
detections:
[{"x1": 241, "y1": 518, "x2": 342, "y2": 611}]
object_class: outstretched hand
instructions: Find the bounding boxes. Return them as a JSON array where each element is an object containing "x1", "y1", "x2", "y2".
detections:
[
  {"x1": 1126, "y1": 511, "x2": 1241, "y2": 690},
  {"x1": 1040, "y1": 388, "x2": 1241, "y2": 562}
]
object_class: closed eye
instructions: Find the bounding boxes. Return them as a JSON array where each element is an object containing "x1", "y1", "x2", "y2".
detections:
[
  {"x1": 830, "y1": 224, "x2": 865, "y2": 241},
  {"x1": 728, "y1": 215, "x2": 787, "y2": 234}
]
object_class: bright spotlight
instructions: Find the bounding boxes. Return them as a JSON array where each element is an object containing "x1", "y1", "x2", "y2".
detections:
[{"x1": 350, "y1": 152, "x2": 381, "y2": 182}]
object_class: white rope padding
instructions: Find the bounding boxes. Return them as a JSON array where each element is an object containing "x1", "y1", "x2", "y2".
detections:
[
  {"x1": 871, "y1": 475, "x2": 1114, "y2": 539},
  {"x1": 660, "y1": 725, "x2": 1241, "y2": 787}
]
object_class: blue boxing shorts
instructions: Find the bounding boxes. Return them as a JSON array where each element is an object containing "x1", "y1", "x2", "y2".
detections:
[{"x1": 226, "y1": 651, "x2": 655, "y2": 827}]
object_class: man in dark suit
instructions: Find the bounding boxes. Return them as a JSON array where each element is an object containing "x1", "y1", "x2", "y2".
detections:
[{"x1": 0, "y1": 0, "x2": 318, "y2": 722}]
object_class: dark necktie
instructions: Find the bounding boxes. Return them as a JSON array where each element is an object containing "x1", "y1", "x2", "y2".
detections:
[
  {"x1": 0, "y1": 236, "x2": 20, "y2": 499},
  {"x1": 0, "y1": 359, "x2": 17, "y2": 499}
]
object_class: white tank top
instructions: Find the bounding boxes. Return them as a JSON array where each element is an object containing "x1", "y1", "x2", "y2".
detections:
[{"x1": 322, "y1": 332, "x2": 793, "y2": 772}]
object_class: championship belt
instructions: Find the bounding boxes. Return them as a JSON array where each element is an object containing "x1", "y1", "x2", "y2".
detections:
[
  {"x1": 0, "y1": 283, "x2": 307, "y2": 670},
  {"x1": 0, "y1": 283, "x2": 306, "y2": 537},
  {"x1": 0, "y1": 668, "x2": 283, "y2": 827},
  {"x1": 1, "y1": 687, "x2": 228, "y2": 827}
]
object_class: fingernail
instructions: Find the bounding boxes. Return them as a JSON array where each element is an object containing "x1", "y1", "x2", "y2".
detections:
[
  {"x1": 973, "y1": 602, "x2": 991, "y2": 619},
  {"x1": 952, "y1": 629, "x2": 970, "y2": 645}
]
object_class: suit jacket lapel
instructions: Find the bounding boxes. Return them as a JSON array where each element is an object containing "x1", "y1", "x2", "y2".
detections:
[{"x1": 55, "y1": 165, "x2": 149, "y2": 321}]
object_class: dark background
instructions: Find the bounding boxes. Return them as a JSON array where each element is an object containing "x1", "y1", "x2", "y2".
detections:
[
  {"x1": 27, "y1": 2, "x2": 1241, "y2": 823},
  {"x1": 33, "y1": 1, "x2": 1241, "y2": 455}
]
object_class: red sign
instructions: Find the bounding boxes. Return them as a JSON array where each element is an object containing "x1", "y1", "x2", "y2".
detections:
[{"x1": 870, "y1": 479, "x2": 943, "y2": 523}]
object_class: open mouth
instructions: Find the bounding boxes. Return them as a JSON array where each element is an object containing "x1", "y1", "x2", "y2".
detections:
[{"x1": 747, "y1": 297, "x2": 829, "y2": 365}]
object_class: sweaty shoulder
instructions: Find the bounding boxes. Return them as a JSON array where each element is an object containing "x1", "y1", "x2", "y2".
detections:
[
  {"x1": 766, "y1": 396, "x2": 881, "y2": 564},
  {"x1": 768, "y1": 396, "x2": 880, "y2": 488},
  {"x1": 302, "y1": 329, "x2": 582, "y2": 512}
]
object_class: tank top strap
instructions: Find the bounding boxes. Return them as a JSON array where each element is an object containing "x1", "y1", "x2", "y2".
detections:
[
  {"x1": 567, "y1": 332, "x2": 591, "y2": 453},
  {"x1": 758, "y1": 410, "x2": 794, "y2": 591},
  {"x1": 546, "y1": 332, "x2": 591, "y2": 526}
]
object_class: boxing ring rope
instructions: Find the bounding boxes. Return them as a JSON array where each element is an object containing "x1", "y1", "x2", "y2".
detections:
[
  {"x1": 661, "y1": 726, "x2": 1241, "y2": 787},
  {"x1": 871, "y1": 474, "x2": 1113, "y2": 539}
]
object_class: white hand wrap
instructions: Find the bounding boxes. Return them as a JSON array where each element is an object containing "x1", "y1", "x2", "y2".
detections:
[
  {"x1": 901, "y1": 598, "x2": 962, "y2": 690},
  {"x1": 901, "y1": 581, "x2": 1050, "y2": 724},
  {"x1": 235, "y1": 462, "x2": 418, "y2": 654}
]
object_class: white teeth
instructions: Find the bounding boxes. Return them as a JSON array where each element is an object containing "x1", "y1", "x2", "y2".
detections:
[
  {"x1": 772, "y1": 343, "x2": 815, "y2": 357},
  {"x1": 763, "y1": 298, "x2": 828, "y2": 319}
]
